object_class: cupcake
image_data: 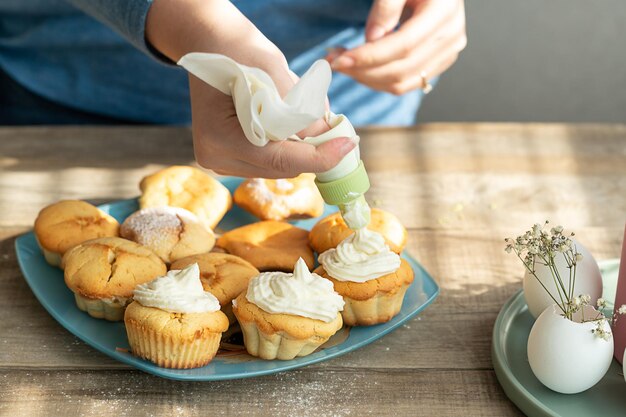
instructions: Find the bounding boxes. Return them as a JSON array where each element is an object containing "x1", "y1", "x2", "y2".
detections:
[
  {"x1": 216, "y1": 220, "x2": 314, "y2": 271},
  {"x1": 309, "y1": 208, "x2": 407, "y2": 255},
  {"x1": 170, "y1": 253, "x2": 259, "y2": 324},
  {"x1": 63, "y1": 237, "x2": 167, "y2": 321},
  {"x1": 34, "y1": 200, "x2": 119, "y2": 267},
  {"x1": 125, "y1": 263, "x2": 229, "y2": 369},
  {"x1": 233, "y1": 258, "x2": 344, "y2": 360},
  {"x1": 120, "y1": 206, "x2": 215, "y2": 264},
  {"x1": 139, "y1": 165, "x2": 232, "y2": 231},
  {"x1": 234, "y1": 173, "x2": 324, "y2": 221},
  {"x1": 315, "y1": 228, "x2": 414, "y2": 326}
]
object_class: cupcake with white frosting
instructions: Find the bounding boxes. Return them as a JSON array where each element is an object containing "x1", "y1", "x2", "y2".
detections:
[
  {"x1": 124, "y1": 263, "x2": 229, "y2": 369},
  {"x1": 232, "y1": 258, "x2": 344, "y2": 360},
  {"x1": 315, "y1": 228, "x2": 414, "y2": 326}
]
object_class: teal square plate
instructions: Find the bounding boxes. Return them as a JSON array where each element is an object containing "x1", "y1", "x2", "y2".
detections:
[{"x1": 15, "y1": 177, "x2": 439, "y2": 381}]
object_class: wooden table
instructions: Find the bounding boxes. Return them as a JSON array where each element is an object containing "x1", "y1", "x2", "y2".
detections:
[{"x1": 1, "y1": 124, "x2": 625, "y2": 416}]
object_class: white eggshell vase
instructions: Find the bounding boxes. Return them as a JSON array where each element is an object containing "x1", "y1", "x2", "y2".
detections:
[
  {"x1": 527, "y1": 304, "x2": 613, "y2": 394},
  {"x1": 523, "y1": 239, "x2": 602, "y2": 319}
]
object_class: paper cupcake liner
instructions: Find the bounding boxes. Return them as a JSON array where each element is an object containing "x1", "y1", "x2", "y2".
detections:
[
  {"x1": 36, "y1": 237, "x2": 62, "y2": 268},
  {"x1": 42, "y1": 248, "x2": 62, "y2": 268},
  {"x1": 341, "y1": 285, "x2": 410, "y2": 326},
  {"x1": 238, "y1": 321, "x2": 328, "y2": 360},
  {"x1": 125, "y1": 319, "x2": 222, "y2": 369},
  {"x1": 74, "y1": 293, "x2": 128, "y2": 322},
  {"x1": 221, "y1": 303, "x2": 236, "y2": 325}
]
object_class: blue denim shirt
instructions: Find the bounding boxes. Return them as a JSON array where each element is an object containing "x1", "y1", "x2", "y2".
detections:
[{"x1": 0, "y1": 0, "x2": 424, "y2": 126}]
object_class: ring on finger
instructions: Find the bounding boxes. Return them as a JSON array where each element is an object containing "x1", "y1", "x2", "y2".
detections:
[{"x1": 420, "y1": 71, "x2": 433, "y2": 94}]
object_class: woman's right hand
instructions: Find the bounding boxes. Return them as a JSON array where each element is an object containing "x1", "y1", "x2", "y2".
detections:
[
  {"x1": 187, "y1": 75, "x2": 355, "y2": 178},
  {"x1": 146, "y1": 0, "x2": 354, "y2": 178}
]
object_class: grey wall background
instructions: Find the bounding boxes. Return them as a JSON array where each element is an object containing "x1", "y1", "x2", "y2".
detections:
[{"x1": 418, "y1": 0, "x2": 626, "y2": 123}]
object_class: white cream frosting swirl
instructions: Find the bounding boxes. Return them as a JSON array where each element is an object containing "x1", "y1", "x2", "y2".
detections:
[
  {"x1": 133, "y1": 264, "x2": 220, "y2": 313},
  {"x1": 244, "y1": 258, "x2": 344, "y2": 323},
  {"x1": 318, "y1": 228, "x2": 401, "y2": 282},
  {"x1": 341, "y1": 196, "x2": 371, "y2": 230}
]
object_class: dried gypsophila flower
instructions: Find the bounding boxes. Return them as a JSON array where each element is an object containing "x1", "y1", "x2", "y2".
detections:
[
  {"x1": 578, "y1": 298, "x2": 618, "y2": 341},
  {"x1": 592, "y1": 326, "x2": 612, "y2": 341},
  {"x1": 504, "y1": 222, "x2": 624, "y2": 340},
  {"x1": 505, "y1": 221, "x2": 583, "y2": 321}
]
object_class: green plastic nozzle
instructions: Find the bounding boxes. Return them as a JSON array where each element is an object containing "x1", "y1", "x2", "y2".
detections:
[
  {"x1": 314, "y1": 160, "x2": 370, "y2": 206},
  {"x1": 315, "y1": 160, "x2": 371, "y2": 229}
]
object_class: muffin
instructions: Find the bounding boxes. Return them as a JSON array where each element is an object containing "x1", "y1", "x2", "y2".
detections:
[
  {"x1": 139, "y1": 165, "x2": 232, "y2": 230},
  {"x1": 234, "y1": 173, "x2": 324, "y2": 221},
  {"x1": 63, "y1": 237, "x2": 167, "y2": 321},
  {"x1": 233, "y1": 258, "x2": 344, "y2": 360},
  {"x1": 125, "y1": 264, "x2": 229, "y2": 368},
  {"x1": 171, "y1": 253, "x2": 259, "y2": 323},
  {"x1": 34, "y1": 200, "x2": 120, "y2": 267},
  {"x1": 216, "y1": 220, "x2": 314, "y2": 271},
  {"x1": 120, "y1": 206, "x2": 215, "y2": 264},
  {"x1": 309, "y1": 208, "x2": 407, "y2": 254},
  {"x1": 315, "y1": 228, "x2": 414, "y2": 326}
]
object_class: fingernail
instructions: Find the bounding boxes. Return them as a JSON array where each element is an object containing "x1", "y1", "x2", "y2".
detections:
[
  {"x1": 326, "y1": 46, "x2": 345, "y2": 55},
  {"x1": 367, "y1": 25, "x2": 386, "y2": 42},
  {"x1": 325, "y1": 47, "x2": 343, "y2": 62},
  {"x1": 331, "y1": 55, "x2": 355, "y2": 70}
]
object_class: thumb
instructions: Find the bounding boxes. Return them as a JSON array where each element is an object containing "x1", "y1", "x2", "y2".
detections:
[
  {"x1": 264, "y1": 137, "x2": 356, "y2": 176},
  {"x1": 366, "y1": 0, "x2": 407, "y2": 42}
]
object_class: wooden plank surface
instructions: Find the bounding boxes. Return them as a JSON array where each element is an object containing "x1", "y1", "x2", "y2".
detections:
[{"x1": 1, "y1": 124, "x2": 625, "y2": 416}]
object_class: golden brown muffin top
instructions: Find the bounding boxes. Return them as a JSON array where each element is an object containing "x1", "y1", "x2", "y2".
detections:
[
  {"x1": 313, "y1": 258, "x2": 414, "y2": 301},
  {"x1": 233, "y1": 291, "x2": 343, "y2": 339},
  {"x1": 120, "y1": 207, "x2": 215, "y2": 264},
  {"x1": 170, "y1": 252, "x2": 259, "y2": 306},
  {"x1": 139, "y1": 165, "x2": 232, "y2": 230},
  {"x1": 309, "y1": 208, "x2": 407, "y2": 255},
  {"x1": 216, "y1": 220, "x2": 314, "y2": 271},
  {"x1": 233, "y1": 173, "x2": 324, "y2": 221},
  {"x1": 34, "y1": 200, "x2": 119, "y2": 254},
  {"x1": 63, "y1": 237, "x2": 166, "y2": 299},
  {"x1": 124, "y1": 301, "x2": 229, "y2": 339}
]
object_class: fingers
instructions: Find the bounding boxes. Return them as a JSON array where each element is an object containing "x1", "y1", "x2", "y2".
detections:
[
  {"x1": 328, "y1": 0, "x2": 466, "y2": 94},
  {"x1": 197, "y1": 128, "x2": 356, "y2": 178},
  {"x1": 365, "y1": 0, "x2": 408, "y2": 42},
  {"x1": 337, "y1": 20, "x2": 466, "y2": 94},
  {"x1": 331, "y1": 0, "x2": 461, "y2": 70},
  {"x1": 389, "y1": 51, "x2": 459, "y2": 95},
  {"x1": 255, "y1": 137, "x2": 356, "y2": 177},
  {"x1": 298, "y1": 117, "x2": 332, "y2": 138}
]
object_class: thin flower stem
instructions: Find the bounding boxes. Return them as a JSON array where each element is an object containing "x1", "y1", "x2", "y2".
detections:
[
  {"x1": 548, "y1": 257, "x2": 569, "y2": 302},
  {"x1": 571, "y1": 244, "x2": 578, "y2": 306},
  {"x1": 568, "y1": 261, "x2": 573, "y2": 301},
  {"x1": 582, "y1": 304, "x2": 585, "y2": 322},
  {"x1": 516, "y1": 251, "x2": 567, "y2": 315},
  {"x1": 542, "y1": 256, "x2": 568, "y2": 317}
]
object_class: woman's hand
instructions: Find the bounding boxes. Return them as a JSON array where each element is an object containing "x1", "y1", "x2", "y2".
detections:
[
  {"x1": 146, "y1": 0, "x2": 352, "y2": 178},
  {"x1": 188, "y1": 75, "x2": 355, "y2": 178},
  {"x1": 327, "y1": 0, "x2": 467, "y2": 95}
]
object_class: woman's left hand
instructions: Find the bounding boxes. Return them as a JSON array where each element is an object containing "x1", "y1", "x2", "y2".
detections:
[{"x1": 326, "y1": 0, "x2": 466, "y2": 95}]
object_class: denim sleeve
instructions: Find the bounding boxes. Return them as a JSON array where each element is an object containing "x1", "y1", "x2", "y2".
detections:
[{"x1": 65, "y1": 0, "x2": 170, "y2": 62}]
